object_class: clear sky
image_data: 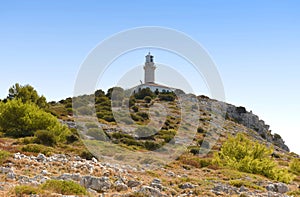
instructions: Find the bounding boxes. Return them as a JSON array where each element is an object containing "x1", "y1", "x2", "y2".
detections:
[{"x1": 1, "y1": 1, "x2": 300, "y2": 154}]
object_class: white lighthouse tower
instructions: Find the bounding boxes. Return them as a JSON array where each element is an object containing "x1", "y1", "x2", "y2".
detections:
[
  {"x1": 144, "y1": 52, "x2": 156, "y2": 83},
  {"x1": 133, "y1": 53, "x2": 174, "y2": 93}
]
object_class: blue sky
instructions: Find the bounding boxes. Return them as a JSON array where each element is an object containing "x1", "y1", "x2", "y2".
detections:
[{"x1": 0, "y1": 1, "x2": 300, "y2": 153}]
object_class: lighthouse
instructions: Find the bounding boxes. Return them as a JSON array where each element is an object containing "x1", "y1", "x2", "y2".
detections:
[
  {"x1": 144, "y1": 52, "x2": 156, "y2": 83},
  {"x1": 133, "y1": 53, "x2": 173, "y2": 93}
]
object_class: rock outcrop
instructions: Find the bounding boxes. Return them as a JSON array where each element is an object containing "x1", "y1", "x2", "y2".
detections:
[{"x1": 198, "y1": 96, "x2": 290, "y2": 151}]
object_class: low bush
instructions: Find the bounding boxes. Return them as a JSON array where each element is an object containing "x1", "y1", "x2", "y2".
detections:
[
  {"x1": 41, "y1": 180, "x2": 87, "y2": 195},
  {"x1": 15, "y1": 185, "x2": 39, "y2": 195},
  {"x1": 136, "y1": 112, "x2": 149, "y2": 120},
  {"x1": 179, "y1": 154, "x2": 212, "y2": 168},
  {"x1": 197, "y1": 127, "x2": 205, "y2": 133},
  {"x1": 0, "y1": 150, "x2": 10, "y2": 164},
  {"x1": 20, "y1": 137, "x2": 36, "y2": 144},
  {"x1": 80, "y1": 150, "x2": 94, "y2": 160},
  {"x1": 121, "y1": 138, "x2": 143, "y2": 147},
  {"x1": 289, "y1": 158, "x2": 300, "y2": 175},
  {"x1": 213, "y1": 133, "x2": 294, "y2": 183},
  {"x1": 160, "y1": 134, "x2": 174, "y2": 143},
  {"x1": 131, "y1": 113, "x2": 142, "y2": 121},
  {"x1": 288, "y1": 190, "x2": 300, "y2": 196},
  {"x1": 103, "y1": 114, "x2": 115, "y2": 122},
  {"x1": 144, "y1": 96, "x2": 152, "y2": 103},
  {"x1": 158, "y1": 93, "x2": 176, "y2": 101},
  {"x1": 229, "y1": 180, "x2": 263, "y2": 190},
  {"x1": 21, "y1": 144, "x2": 53, "y2": 156},
  {"x1": 190, "y1": 147, "x2": 200, "y2": 155},
  {"x1": 144, "y1": 141, "x2": 162, "y2": 151},
  {"x1": 131, "y1": 105, "x2": 139, "y2": 112},
  {"x1": 34, "y1": 130, "x2": 56, "y2": 146},
  {"x1": 0, "y1": 99, "x2": 70, "y2": 140},
  {"x1": 112, "y1": 132, "x2": 134, "y2": 140},
  {"x1": 134, "y1": 88, "x2": 156, "y2": 99}
]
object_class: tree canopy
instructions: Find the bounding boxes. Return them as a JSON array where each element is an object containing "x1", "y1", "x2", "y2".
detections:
[
  {"x1": 0, "y1": 99, "x2": 69, "y2": 140},
  {"x1": 8, "y1": 83, "x2": 48, "y2": 108}
]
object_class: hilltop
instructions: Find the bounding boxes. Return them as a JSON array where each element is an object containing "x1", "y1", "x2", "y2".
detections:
[{"x1": 0, "y1": 84, "x2": 299, "y2": 196}]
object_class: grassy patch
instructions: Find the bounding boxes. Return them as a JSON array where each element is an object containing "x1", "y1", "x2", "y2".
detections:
[
  {"x1": 229, "y1": 179, "x2": 264, "y2": 191},
  {"x1": 21, "y1": 144, "x2": 54, "y2": 156},
  {"x1": 289, "y1": 158, "x2": 300, "y2": 175},
  {"x1": 14, "y1": 185, "x2": 40, "y2": 195},
  {"x1": 178, "y1": 154, "x2": 212, "y2": 168},
  {"x1": 41, "y1": 180, "x2": 87, "y2": 195},
  {"x1": 0, "y1": 150, "x2": 11, "y2": 164},
  {"x1": 287, "y1": 189, "x2": 300, "y2": 196},
  {"x1": 213, "y1": 133, "x2": 294, "y2": 183}
]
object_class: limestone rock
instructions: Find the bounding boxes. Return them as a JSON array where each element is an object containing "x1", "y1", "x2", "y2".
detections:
[
  {"x1": 127, "y1": 180, "x2": 141, "y2": 188},
  {"x1": 139, "y1": 185, "x2": 163, "y2": 197},
  {"x1": 266, "y1": 183, "x2": 289, "y2": 194},
  {"x1": 114, "y1": 180, "x2": 128, "y2": 192},
  {"x1": 179, "y1": 182, "x2": 195, "y2": 189},
  {"x1": 80, "y1": 175, "x2": 111, "y2": 192}
]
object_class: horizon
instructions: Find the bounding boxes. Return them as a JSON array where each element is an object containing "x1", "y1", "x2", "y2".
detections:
[{"x1": 1, "y1": 1, "x2": 300, "y2": 154}]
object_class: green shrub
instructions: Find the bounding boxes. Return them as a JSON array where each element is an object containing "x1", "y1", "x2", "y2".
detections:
[
  {"x1": 0, "y1": 99, "x2": 70, "y2": 140},
  {"x1": 131, "y1": 113, "x2": 142, "y2": 121},
  {"x1": 15, "y1": 185, "x2": 39, "y2": 195},
  {"x1": 41, "y1": 180, "x2": 87, "y2": 195},
  {"x1": 144, "y1": 141, "x2": 161, "y2": 151},
  {"x1": 158, "y1": 92, "x2": 175, "y2": 101},
  {"x1": 8, "y1": 83, "x2": 48, "y2": 109},
  {"x1": 65, "y1": 128, "x2": 79, "y2": 144},
  {"x1": 21, "y1": 144, "x2": 53, "y2": 155},
  {"x1": 134, "y1": 88, "x2": 156, "y2": 99},
  {"x1": 179, "y1": 154, "x2": 212, "y2": 168},
  {"x1": 80, "y1": 150, "x2": 94, "y2": 160},
  {"x1": 131, "y1": 105, "x2": 139, "y2": 112},
  {"x1": 289, "y1": 158, "x2": 300, "y2": 175},
  {"x1": 0, "y1": 150, "x2": 11, "y2": 164},
  {"x1": 287, "y1": 190, "x2": 300, "y2": 196},
  {"x1": 190, "y1": 147, "x2": 200, "y2": 155},
  {"x1": 199, "y1": 158, "x2": 212, "y2": 168},
  {"x1": 197, "y1": 127, "x2": 205, "y2": 133},
  {"x1": 121, "y1": 138, "x2": 143, "y2": 147},
  {"x1": 229, "y1": 180, "x2": 263, "y2": 190},
  {"x1": 213, "y1": 133, "x2": 294, "y2": 183},
  {"x1": 21, "y1": 137, "x2": 36, "y2": 144},
  {"x1": 136, "y1": 112, "x2": 149, "y2": 120},
  {"x1": 103, "y1": 114, "x2": 115, "y2": 122},
  {"x1": 34, "y1": 130, "x2": 56, "y2": 146},
  {"x1": 112, "y1": 132, "x2": 134, "y2": 140},
  {"x1": 161, "y1": 134, "x2": 174, "y2": 143},
  {"x1": 144, "y1": 96, "x2": 152, "y2": 103}
]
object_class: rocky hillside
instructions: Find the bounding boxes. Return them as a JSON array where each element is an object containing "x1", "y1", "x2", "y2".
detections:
[
  {"x1": 198, "y1": 95, "x2": 289, "y2": 151},
  {"x1": 0, "y1": 86, "x2": 299, "y2": 196}
]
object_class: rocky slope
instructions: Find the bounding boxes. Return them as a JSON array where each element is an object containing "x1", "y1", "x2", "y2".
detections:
[
  {"x1": 0, "y1": 150, "x2": 297, "y2": 197},
  {"x1": 0, "y1": 93, "x2": 299, "y2": 196},
  {"x1": 198, "y1": 95, "x2": 289, "y2": 151}
]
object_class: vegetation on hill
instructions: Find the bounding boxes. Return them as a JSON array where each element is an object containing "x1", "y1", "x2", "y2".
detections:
[
  {"x1": 0, "y1": 83, "x2": 299, "y2": 196},
  {"x1": 213, "y1": 133, "x2": 294, "y2": 183},
  {"x1": 7, "y1": 83, "x2": 48, "y2": 108},
  {"x1": 0, "y1": 99, "x2": 69, "y2": 140}
]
